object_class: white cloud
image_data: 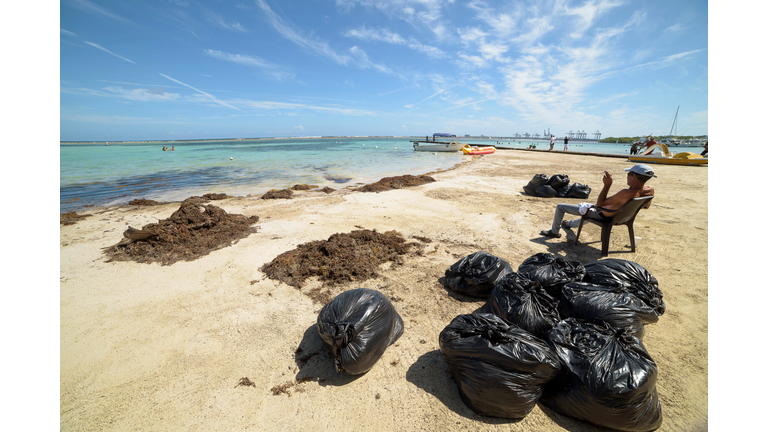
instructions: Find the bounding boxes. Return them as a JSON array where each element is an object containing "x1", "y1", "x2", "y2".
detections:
[
  {"x1": 159, "y1": 73, "x2": 241, "y2": 110},
  {"x1": 84, "y1": 42, "x2": 135, "y2": 64},
  {"x1": 564, "y1": 0, "x2": 626, "y2": 39},
  {"x1": 61, "y1": 86, "x2": 181, "y2": 103},
  {"x1": 255, "y1": 0, "x2": 351, "y2": 66},
  {"x1": 626, "y1": 49, "x2": 706, "y2": 71},
  {"x1": 102, "y1": 86, "x2": 181, "y2": 102},
  {"x1": 664, "y1": 23, "x2": 684, "y2": 33},
  {"x1": 203, "y1": 49, "x2": 297, "y2": 81},
  {"x1": 456, "y1": 52, "x2": 488, "y2": 69},
  {"x1": 61, "y1": 113, "x2": 190, "y2": 125},
  {"x1": 514, "y1": 16, "x2": 554, "y2": 44},
  {"x1": 343, "y1": 26, "x2": 447, "y2": 58},
  {"x1": 467, "y1": 0, "x2": 516, "y2": 36},
  {"x1": 64, "y1": 0, "x2": 135, "y2": 26},
  {"x1": 256, "y1": 0, "x2": 396, "y2": 73},
  {"x1": 233, "y1": 98, "x2": 378, "y2": 116},
  {"x1": 335, "y1": 0, "x2": 451, "y2": 39},
  {"x1": 457, "y1": 27, "x2": 488, "y2": 46},
  {"x1": 60, "y1": 28, "x2": 78, "y2": 37},
  {"x1": 349, "y1": 46, "x2": 392, "y2": 74},
  {"x1": 204, "y1": 10, "x2": 248, "y2": 32}
]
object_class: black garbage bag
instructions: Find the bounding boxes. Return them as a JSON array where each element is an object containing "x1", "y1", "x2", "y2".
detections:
[
  {"x1": 523, "y1": 181, "x2": 537, "y2": 196},
  {"x1": 439, "y1": 313, "x2": 561, "y2": 419},
  {"x1": 548, "y1": 174, "x2": 570, "y2": 189},
  {"x1": 583, "y1": 259, "x2": 665, "y2": 317},
  {"x1": 317, "y1": 288, "x2": 404, "y2": 375},
  {"x1": 559, "y1": 282, "x2": 661, "y2": 339},
  {"x1": 480, "y1": 273, "x2": 560, "y2": 339},
  {"x1": 556, "y1": 184, "x2": 571, "y2": 198},
  {"x1": 535, "y1": 184, "x2": 558, "y2": 198},
  {"x1": 566, "y1": 183, "x2": 591, "y2": 199},
  {"x1": 517, "y1": 253, "x2": 585, "y2": 298},
  {"x1": 529, "y1": 174, "x2": 549, "y2": 187},
  {"x1": 541, "y1": 318, "x2": 663, "y2": 432},
  {"x1": 444, "y1": 251, "x2": 513, "y2": 298}
]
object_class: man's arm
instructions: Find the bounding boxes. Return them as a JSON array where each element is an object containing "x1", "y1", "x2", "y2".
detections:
[
  {"x1": 594, "y1": 171, "x2": 613, "y2": 207},
  {"x1": 594, "y1": 171, "x2": 636, "y2": 212}
]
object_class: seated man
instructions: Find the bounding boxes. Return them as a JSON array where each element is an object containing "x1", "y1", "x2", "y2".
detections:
[{"x1": 540, "y1": 164, "x2": 656, "y2": 239}]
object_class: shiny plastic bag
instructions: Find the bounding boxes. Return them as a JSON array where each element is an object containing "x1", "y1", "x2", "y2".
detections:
[
  {"x1": 480, "y1": 273, "x2": 560, "y2": 339},
  {"x1": 444, "y1": 251, "x2": 513, "y2": 298},
  {"x1": 556, "y1": 184, "x2": 571, "y2": 198},
  {"x1": 523, "y1": 182, "x2": 537, "y2": 196},
  {"x1": 529, "y1": 174, "x2": 550, "y2": 187},
  {"x1": 559, "y1": 282, "x2": 661, "y2": 339},
  {"x1": 548, "y1": 174, "x2": 570, "y2": 189},
  {"x1": 439, "y1": 313, "x2": 560, "y2": 419},
  {"x1": 541, "y1": 318, "x2": 663, "y2": 432},
  {"x1": 535, "y1": 184, "x2": 558, "y2": 198},
  {"x1": 317, "y1": 288, "x2": 404, "y2": 375},
  {"x1": 566, "y1": 183, "x2": 591, "y2": 199},
  {"x1": 517, "y1": 253, "x2": 585, "y2": 298},
  {"x1": 583, "y1": 259, "x2": 665, "y2": 317}
]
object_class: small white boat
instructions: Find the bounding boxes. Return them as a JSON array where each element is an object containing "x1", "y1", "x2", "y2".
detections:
[{"x1": 412, "y1": 140, "x2": 467, "y2": 152}]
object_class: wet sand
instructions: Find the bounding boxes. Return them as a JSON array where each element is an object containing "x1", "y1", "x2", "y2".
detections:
[{"x1": 60, "y1": 149, "x2": 708, "y2": 431}]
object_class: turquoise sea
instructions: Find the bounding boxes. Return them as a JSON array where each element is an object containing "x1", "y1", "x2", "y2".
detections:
[{"x1": 60, "y1": 137, "x2": 706, "y2": 213}]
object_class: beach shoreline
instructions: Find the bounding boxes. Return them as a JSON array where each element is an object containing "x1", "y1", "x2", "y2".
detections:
[{"x1": 61, "y1": 150, "x2": 708, "y2": 431}]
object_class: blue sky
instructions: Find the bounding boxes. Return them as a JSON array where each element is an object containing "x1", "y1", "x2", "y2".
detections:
[{"x1": 59, "y1": 0, "x2": 708, "y2": 141}]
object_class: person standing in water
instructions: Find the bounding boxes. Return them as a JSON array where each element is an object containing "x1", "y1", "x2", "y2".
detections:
[
  {"x1": 549, "y1": 135, "x2": 555, "y2": 151},
  {"x1": 563, "y1": 135, "x2": 569, "y2": 151}
]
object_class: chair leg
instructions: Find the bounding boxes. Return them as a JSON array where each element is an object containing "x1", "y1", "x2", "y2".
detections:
[
  {"x1": 627, "y1": 223, "x2": 636, "y2": 252},
  {"x1": 575, "y1": 218, "x2": 585, "y2": 245},
  {"x1": 600, "y1": 225, "x2": 611, "y2": 256}
]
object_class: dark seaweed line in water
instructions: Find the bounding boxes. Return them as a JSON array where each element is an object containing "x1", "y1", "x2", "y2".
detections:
[{"x1": 60, "y1": 165, "x2": 282, "y2": 212}]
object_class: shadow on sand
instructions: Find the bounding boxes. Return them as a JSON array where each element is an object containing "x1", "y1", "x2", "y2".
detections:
[
  {"x1": 405, "y1": 349, "x2": 521, "y2": 425},
  {"x1": 291, "y1": 323, "x2": 364, "y2": 387}
]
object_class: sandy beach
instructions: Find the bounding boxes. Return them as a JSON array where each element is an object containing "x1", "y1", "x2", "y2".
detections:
[{"x1": 60, "y1": 149, "x2": 708, "y2": 431}]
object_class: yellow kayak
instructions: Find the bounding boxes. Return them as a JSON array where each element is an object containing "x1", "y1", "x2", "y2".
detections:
[{"x1": 462, "y1": 146, "x2": 496, "y2": 155}]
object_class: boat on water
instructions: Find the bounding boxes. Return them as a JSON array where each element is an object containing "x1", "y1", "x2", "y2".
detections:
[
  {"x1": 412, "y1": 140, "x2": 467, "y2": 152},
  {"x1": 411, "y1": 133, "x2": 467, "y2": 152},
  {"x1": 628, "y1": 142, "x2": 707, "y2": 166},
  {"x1": 462, "y1": 146, "x2": 496, "y2": 155}
]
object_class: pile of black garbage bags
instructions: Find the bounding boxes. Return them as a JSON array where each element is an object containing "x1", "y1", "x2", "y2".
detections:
[
  {"x1": 441, "y1": 251, "x2": 665, "y2": 431},
  {"x1": 312, "y1": 251, "x2": 665, "y2": 431},
  {"x1": 523, "y1": 173, "x2": 591, "y2": 199}
]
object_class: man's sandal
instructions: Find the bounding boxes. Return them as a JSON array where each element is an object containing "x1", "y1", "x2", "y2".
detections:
[{"x1": 540, "y1": 229, "x2": 561, "y2": 238}]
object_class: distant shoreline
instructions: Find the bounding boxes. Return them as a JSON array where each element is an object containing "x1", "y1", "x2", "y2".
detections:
[
  {"x1": 60, "y1": 136, "x2": 600, "y2": 145},
  {"x1": 60, "y1": 136, "x2": 419, "y2": 145}
]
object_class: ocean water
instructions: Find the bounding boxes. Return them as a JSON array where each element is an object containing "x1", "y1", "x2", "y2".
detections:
[{"x1": 60, "y1": 137, "x2": 706, "y2": 213}]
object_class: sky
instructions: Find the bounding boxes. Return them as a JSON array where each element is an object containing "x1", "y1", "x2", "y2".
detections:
[{"x1": 59, "y1": 0, "x2": 708, "y2": 141}]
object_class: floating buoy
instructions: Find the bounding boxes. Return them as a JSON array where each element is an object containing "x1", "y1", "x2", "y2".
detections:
[
  {"x1": 394, "y1": 147, "x2": 398, "y2": 150},
  {"x1": 230, "y1": 157, "x2": 234, "y2": 160}
]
